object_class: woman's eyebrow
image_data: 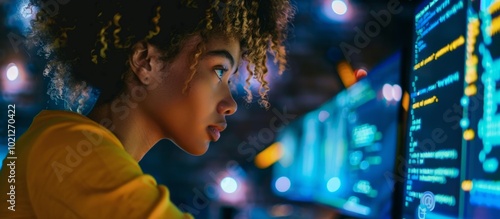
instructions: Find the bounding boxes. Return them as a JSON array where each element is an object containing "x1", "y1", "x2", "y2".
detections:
[{"x1": 204, "y1": 50, "x2": 235, "y2": 68}]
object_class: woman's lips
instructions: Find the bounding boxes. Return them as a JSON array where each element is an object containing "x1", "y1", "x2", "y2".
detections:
[{"x1": 207, "y1": 126, "x2": 221, "y2": 142}]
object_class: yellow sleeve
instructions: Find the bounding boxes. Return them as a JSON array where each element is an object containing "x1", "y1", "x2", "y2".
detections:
[{"x1": 26, "y1": 123, "x2": 194, "y2": 219}]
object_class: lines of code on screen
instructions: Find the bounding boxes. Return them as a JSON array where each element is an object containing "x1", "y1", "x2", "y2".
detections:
[
  {"x1": 404, "y1": 0, "x2": 467, "y2": 218},
  {"x1": 404, "y1": 0, "x2": 500, "y2": 218}
]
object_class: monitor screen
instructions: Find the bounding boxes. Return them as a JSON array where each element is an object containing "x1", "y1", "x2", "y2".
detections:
[
  {"x1": 314, "y1": 52, "x2": 402, "y2": 218},
  {"x1": 403, "y1": 0, "x2": 500, "y2": 218},
  {"x1": 272, "y1": 52, "x2": 402, "y2": 217}
]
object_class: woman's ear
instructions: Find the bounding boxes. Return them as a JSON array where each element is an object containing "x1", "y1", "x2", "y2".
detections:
[{"x1": 129, "y1": 40, "x2": 154, "y2": 85}]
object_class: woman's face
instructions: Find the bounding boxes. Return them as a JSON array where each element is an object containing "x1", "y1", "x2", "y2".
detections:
[{"x1": 142, "y1": 35, "x2": 240, "y2": 155}]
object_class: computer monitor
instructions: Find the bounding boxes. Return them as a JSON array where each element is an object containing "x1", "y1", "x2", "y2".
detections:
[
  {"x1": 314, "y1": 52, "x2": 402, "y2": 218},
  {"x1": 272, "y1": 52, "x2": 402, "y2": 215},
  {"x1": 402, "y1": 0, "x2": 500, "y2": 218}
]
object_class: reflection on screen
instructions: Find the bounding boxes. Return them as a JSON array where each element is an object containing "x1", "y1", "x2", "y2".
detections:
[
  {"x1": 273, "y1": 52, "x2": 401, "y2": 218},
  {"x1": 403, "y1": 0, "x2": 500, "y2": 218}
]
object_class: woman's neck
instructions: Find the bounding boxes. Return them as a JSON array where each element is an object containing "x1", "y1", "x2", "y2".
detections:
[{"x1": 87, "y1": 100, "x2": 162, "y2": 161}]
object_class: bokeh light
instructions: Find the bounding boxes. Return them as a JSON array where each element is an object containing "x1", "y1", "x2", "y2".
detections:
[
  {"x1": 383, "y1": 84, "x2": 393, "y2": 101},
  {"x1": 392, "y1": 84, "x2": 402, "y2": 101},
  {"x1": 331, "y1": 0, "x2": 348, "y2": 15},
  {"x1": 6, "y1": 63, "x2": 19, "y2": 81},
  {"x1": 275, "y1": 176, "x2": 291, "y2": 193},
  {"x1": 383, "y1": 84, "x2": 403, "y2": 101},
  {"x1": 327, "y1": 177, "x2": 341, "y2": 192},
  {"x1": 220, "y1": 177, "x2": 238, "y2": 194},
  {"x1": 318, "y1": 110, "x2": 330, "y2": 122}
]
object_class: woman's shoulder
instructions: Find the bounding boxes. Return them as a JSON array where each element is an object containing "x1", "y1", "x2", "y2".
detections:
[
  {"x1": 22, "y1": 109, "x2": 122, "y2": 149},
  {"x1": 21, "y1": 110, "x2": 133, "y2": 177},
  {"x1": 23, "y1": 110, "x2": 141, "y2": 184},
  {"x1": 30, "y1": 109, "x2": 112, "y2": 132}
]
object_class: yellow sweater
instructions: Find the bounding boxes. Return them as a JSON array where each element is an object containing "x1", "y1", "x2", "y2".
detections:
[{"x1": 0, "y1": 110, "x2": 193, "y2": 219}]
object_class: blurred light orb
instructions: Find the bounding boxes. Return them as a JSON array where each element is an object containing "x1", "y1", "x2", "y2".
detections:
[
  {"x1": 220, "y1": 177, "x2": 238, "y2": 194},
  {"x1": 275, "y1": 176, "x2": 291, "y2": 193},
  {"x1": 383, "y1": 84, "x2": 393, "y2": 101},
  {"x1": 360, "y1": 160, "x2": 370, "y2": 170},
  {"x1": 331, "y1": 0, "x2": 348, "y2": 15},
  {"x1": 318, "y1": 110, "x2": 330, "y2": 122},
  {"x1": 392, "y1": 84, "x2": 403, "y2": 101},
  {"x1": 6, "y1": 63, "x2": 19, "y2": 81},
  {"x1": 327, "y1": 177, "x2": 341, "y2": 192}
]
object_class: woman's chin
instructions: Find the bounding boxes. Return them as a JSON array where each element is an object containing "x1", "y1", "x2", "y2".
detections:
[{"x1": 174, "y1": 140, "x2": 210, "y2": 156}]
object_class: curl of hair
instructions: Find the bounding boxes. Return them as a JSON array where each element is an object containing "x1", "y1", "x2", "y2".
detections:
[{"x1": 27, "y1": 0, "x2": 295, "y2": 112}]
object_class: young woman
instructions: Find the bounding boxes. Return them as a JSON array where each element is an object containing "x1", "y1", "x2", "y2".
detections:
[{"x1": 0, "y1": 0, "x2": 295, "y2": 218}]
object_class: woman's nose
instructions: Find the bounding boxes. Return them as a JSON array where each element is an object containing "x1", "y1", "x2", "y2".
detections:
[{"x1": 218, "y1": 93, "x2": 238, "y2": 116}]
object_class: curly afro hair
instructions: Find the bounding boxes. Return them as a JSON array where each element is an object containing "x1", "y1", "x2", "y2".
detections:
[{"x1": 27, "y1": 0, "x2": 295, "y2": 112}]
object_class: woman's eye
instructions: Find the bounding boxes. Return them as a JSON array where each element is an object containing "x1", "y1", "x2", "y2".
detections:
[{"x1": 214, "y1": 67, "x2": 227, "y2": 81}]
